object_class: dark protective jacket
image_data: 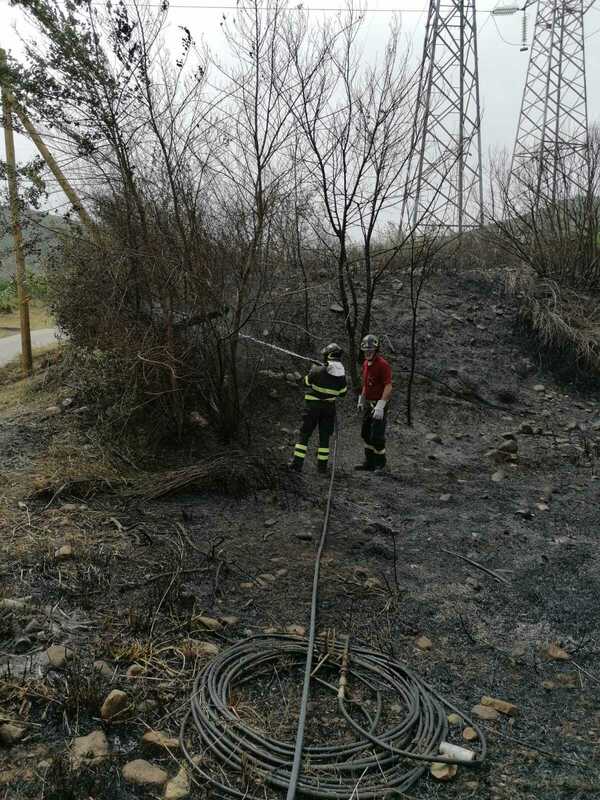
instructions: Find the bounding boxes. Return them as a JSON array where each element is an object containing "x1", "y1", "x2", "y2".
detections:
[{"x1": 303, "y1": 361, "x2": 348, "y2": 404}]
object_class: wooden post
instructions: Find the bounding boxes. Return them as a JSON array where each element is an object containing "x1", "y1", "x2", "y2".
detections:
[
  {"x1": 0, "y1": 49, "x2": 101, "y2": 245},
  {"x1": 1, "y1": 55, "x2": 33, "y2": 375},
  {"x1": 10, "y1": 100, "x2": 102, "y2": 244}
]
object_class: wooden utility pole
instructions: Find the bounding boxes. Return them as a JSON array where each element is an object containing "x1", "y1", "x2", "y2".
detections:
[
  {"x1": 1, "y1": 50, "x2": 33, "y2": 375},
  {"x1": 9, "y1": 100, "x2": 101, "y2": 243},
  {"x1": 0, "y1": 49, "x2": 102, "y2": 244}
]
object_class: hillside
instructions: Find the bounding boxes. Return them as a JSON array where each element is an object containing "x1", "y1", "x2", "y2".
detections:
[
  {"x1": 0, "y1": 266, "x2": 599, "y2": 799},
  {"x1": 0, "y1": 207, "x2": 67, "y2": 276}
]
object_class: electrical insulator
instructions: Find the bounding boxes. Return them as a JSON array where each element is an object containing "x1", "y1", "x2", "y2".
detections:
[
  {"x1": 520, "y1": 10, "x2": 529, "y2": 51},
  {"x1": 491, "y1": 4, "x2": 521, "y2": 14}
]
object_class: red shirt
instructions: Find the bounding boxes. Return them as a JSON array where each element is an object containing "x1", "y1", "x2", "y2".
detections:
[{"x1": 362, "y1": 355, "x2": 392, "y2": 401}]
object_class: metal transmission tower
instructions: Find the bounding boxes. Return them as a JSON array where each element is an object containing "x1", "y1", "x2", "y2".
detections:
[
  {"x1": 510, "y1": 0, "x2": 590, "y2": 204},
  {"x1": 406, "y1": 0, "x2": 484, "y2": 233}
]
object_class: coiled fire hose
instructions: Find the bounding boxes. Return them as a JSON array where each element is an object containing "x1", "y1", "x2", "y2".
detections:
[{"x1": 180, "y1": 418, "x2": 486, "y2": 797}]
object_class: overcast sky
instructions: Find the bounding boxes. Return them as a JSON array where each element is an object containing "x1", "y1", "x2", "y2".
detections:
[{"x1": 2, "y1": 0, "x2": 600, "y2": 216}]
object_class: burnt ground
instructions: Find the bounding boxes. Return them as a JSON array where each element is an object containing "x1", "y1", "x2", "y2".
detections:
[{"x1": 1, "y1": 268, "x2": 599, "y2": 799}]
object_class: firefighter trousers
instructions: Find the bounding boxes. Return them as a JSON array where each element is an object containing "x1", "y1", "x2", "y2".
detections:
[
  {"x1": 292, "y1": 403, "x2": 336, "y2": 470},
  {"x1": 361, "y1": 403, "x2": 387, "y2": 468}
]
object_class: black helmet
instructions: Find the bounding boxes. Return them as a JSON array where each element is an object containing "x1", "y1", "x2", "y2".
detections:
[
  {"x1": 360, "y1": 334, "x2": 380, "y2": 352},
  {"x1": 321, "y1": 342, "x2": 343, "y2": 361}
]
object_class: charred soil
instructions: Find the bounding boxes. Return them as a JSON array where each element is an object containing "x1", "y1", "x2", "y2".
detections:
[{"x1": 1, "y1": 269, "x2": 599, "y2": 799}]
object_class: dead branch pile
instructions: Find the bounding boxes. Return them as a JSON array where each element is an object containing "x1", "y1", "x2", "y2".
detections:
[
  {"x1": 124, "y1": 453, "x2": 278, "y2": 500},
  {"x1": 30, "y1": 453, "x2": 278, "y2": 504}
]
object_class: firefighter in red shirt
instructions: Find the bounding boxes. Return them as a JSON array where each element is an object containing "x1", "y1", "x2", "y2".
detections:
[{"x1": 356, "y1": 334, "x2": 393, "y2": 471}]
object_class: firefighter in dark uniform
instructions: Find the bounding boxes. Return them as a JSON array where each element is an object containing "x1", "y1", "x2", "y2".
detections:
[
  {"x1": 356, "y1": 334, "x2": 393, "y2": 471},
  {"x1": 290, "y1": 343, "x2": 347, "y2": 473}
]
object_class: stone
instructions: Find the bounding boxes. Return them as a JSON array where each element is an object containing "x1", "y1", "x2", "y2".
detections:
[
  {"x1": 471, "y1": 704, "x2": 499, "y2": 721},
  {"x1": 0, "y1": 723, "x2": 26, "y2": 746},
  {"x1": 480, "y1": 696, "x2": 518, "y2": 716},
  {"x1": 416, "y1": 636, "x2": 432, "y2": 651},
  {"x1": 533, "y1": 384, "x2": 545, "y2": 392},
  {"x1": 0, "y1": 597, "x2": 32, "y2": 611},
  {"x1": 439, "y1": 493, "x2": 452, "y2": 502},
  {"x1": 275, "y1": 568, "x2": 288, "y2": 578},
  {"x1": 535, "y1": 502, "x2": 549, "y2": 511},
  {"x1": 447, "y1": 713, "x2": 462, "y2": 726},
  {"x1": 491, "y1": 470, "x2": 505, "y2": 482},
  {"x1": 61, "y1": 503, "x2": 79, "y2": 512},
  {"x1": 258, "y1": 573, "x2": 277, "y2": 584},
  {"x1": 45, "y1": 406, "x2": 62, "y2": 416},
  {"x1": 194, "y1": 616, "x2": 223, "y2": 631},
  {"x1": 220, "y1": 615, "x2": 239, "y2": 626},
  {"x1": 497, "y1": 439, "x2": 518, "y2": 454},
  {"x1": 61, "y1": 398, "x2": 74, "y2": 409},
  {"x1": 518, "y1": 422, "x2": 534, "y2": 434},
  {"x1": 93, "y1": 660, "x2": 114, "y2": 681},
  {"x1": 46, "y1": 645, "x2": 71, "y2": 669},
  {"x1": 180, "y1": 640, "x2": 219, "y2": 658},
  {"x1": 364, "y1": 577, "x2": 382, "y2": 590},
  {"x1": 463, "y1": 727, "x2": 478, "y2": 742},
  {"x1": 127, "y1": 663, "x2": 144, "y2": 679},
  {"x1": 54, "y1": 544, "x2": 74, "y2": 561},
  {"x1": 566, "y1": 420, "x2": 580, "y2": 431},
  {"x1": 71, "y1": 730, "x2": 109, "y2": 768},
  {"x1": 465, "y1": 577, "x2": 481, "y2": 591},
  {"x1": 546, "y1": 643, "x2": 570, "y2": 660},
  {"x1": 286, "y1": 624, "x2": 306, "y2": 637},
  {"x1": 430, "y1": 762, "x2": 457, "y2": 781},
  {"x1": 329, "y1": 303, "x2": 344, "y2": 313},
  {"x1": 141, "y1": 729, "x2": 180, "y2": 754},
  {"x1": 100, "y1": 689, "x2": 130, "y2": 721},
  {"x1": 164, "y1": 765, "x2": 191, "y2": 799},
  {"x1": 294, "y1": 532, "x2": 313, "y2": 541},
  {"x1": 122, "y1": 759, "x2": 168, "y2": 786},
  {"x1": 426, "y1": 433, "x2": 443, "y2": 444},
  {"x1": 264, "y1": 518, "x2": 277, "y2": 527}
]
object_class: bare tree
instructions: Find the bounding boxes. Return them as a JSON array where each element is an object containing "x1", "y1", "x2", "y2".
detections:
[
  {"x1": 283, "y1": 9, "x2": 418, "y2": 385},
  {"x1": 486, "y1": 131, "x2": 600, "y2": 292}
]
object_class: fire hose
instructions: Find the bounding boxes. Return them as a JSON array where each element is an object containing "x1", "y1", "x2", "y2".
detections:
[{"x1": 180, "y1": 338, "x2": 486, "y2": 798}]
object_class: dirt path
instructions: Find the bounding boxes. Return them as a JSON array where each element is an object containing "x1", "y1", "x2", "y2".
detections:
[{"x1": 0, "y1": 327, "x2": 59, "y2": 367}]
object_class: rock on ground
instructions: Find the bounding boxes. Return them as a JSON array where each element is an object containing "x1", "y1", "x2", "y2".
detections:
[
  {"x1": 122, "y1": 759, "x2": 168, "y2": 786},
  {"x1": 142, "y1": 729, "x2": 180, "y2": 754},
  {"x1": 70, "y1": 730, "x2": 109, "y2": 768},
  {"x1": 100, "y1": 689, "x2": 130, "y2": 720},
  {"x1": 164, "y1": 764, "x2": 191, "y2": 799}
]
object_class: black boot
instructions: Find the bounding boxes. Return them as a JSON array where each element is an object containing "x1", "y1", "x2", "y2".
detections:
[
  {"x1": 373, "y1": 453, "x2": 387, "y2": 471},
  {"x1": 354, "y1": 448, "x2": 374, "y2": 471},
  {"x1": 288, "y1": 457, "x2": 303, "y2": 473},
  {"x1": 317, "y1": 460, "x2": 328, "y2": 475}
]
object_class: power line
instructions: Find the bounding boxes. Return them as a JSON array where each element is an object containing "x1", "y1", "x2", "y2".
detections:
[{"x1": 90, "y1": 2, "x2": 501, "y2": 12}]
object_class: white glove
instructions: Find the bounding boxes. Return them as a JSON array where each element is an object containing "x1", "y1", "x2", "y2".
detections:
[
  {"x1": 357, "y1": 394, "x2": 365, "y2": 412},
  {"x1": 372, "y1": 399, "x2": 387, "y2": 420}
]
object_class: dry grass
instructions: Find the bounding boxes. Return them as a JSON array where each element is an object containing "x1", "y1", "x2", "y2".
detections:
[
  {"x1": 30, "y1": 452, "x2": 278, "y2": 504},
  {"x1": 506, "y1": 268, "x2": 600, "y2": 377}
]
